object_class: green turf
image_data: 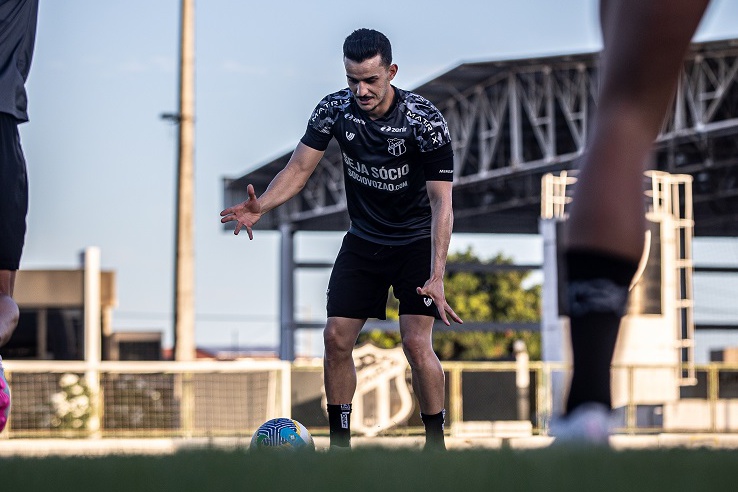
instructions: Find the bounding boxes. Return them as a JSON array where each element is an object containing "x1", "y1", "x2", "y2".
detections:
[{"x1": 2, "y1": 447, "x2": 738, "y2": 491}]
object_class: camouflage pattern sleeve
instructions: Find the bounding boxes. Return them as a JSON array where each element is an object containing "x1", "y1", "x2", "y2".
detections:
[
  {"x1": 404, "y1": 93, "x2": 452, "y2": 153},
  {"x1": 301, "y1": 89, "x2": 353, "y2": 151},
  {"x1": 309, "y1": 89, "x2": 353, "y2": 133}
]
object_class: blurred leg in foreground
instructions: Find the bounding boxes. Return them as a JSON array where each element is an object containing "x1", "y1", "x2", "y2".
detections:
[
  {"x1": 554, "y1": 0, "x2": 710, "y2": 444},
  {"x1": 0, "y1": 0, "x2": 41, "y2": 433}
]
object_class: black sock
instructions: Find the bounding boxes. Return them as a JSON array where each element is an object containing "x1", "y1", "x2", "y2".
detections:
[
  {"x1": 564, "y1": 249, "x2": 638, "y2": 415},
  {"x1": 421, "y1": 410, "x2": 446, "y2": 450},
  {"x1": 327, "y1": 403, "x2": 352, "y2": 447}
]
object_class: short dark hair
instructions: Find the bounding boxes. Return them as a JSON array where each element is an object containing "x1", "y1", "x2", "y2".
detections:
[{"x1": 343, "y1": 28, "x2": 392, "y2": 66}]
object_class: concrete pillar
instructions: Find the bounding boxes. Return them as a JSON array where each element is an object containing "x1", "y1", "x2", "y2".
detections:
[
  {"x1": 279, "y1": 223, "x2": 295, "y2": 361},
  {"x1": 82, "y1": 246, "x2": 101, "y2": 434},
  {"x1": 539, "y1": 218, "x2": 569, "y2": 416},
  {"x1": 82, "y1": 247, "x2": 102, "y2": 366},
  {"x1": 514, "y1": 339, "x2": 530, "y2": 421},
  {"x1": 36, "y1": 309, "x2": 47, "y2": 359}
]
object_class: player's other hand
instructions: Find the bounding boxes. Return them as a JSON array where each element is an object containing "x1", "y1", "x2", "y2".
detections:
[
  {"x1": 220, "y1": 184, "x2": 262, "y2": 240},
  {"x1": 416, "y1": 278, "x2": 463, "y2": 327}
]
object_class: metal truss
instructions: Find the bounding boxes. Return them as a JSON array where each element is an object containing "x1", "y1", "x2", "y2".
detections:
[
  {"x1": 442, "y1": 63, "x2": 597, "y2": 185},
  {"x1": 224, "y1": 39, "x2": 738, "y2": 236}
]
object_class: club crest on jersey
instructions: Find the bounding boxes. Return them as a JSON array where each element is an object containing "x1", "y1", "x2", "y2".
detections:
[
  {"x1": 346, "y1": 131, "x2": 356, "y2": 141},
  {"x1": 387, "y1": 138, "x2": 406, "y2": 156}
]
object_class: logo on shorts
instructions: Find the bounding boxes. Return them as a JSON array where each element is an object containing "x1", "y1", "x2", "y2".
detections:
[
  {"x1": 387, "y1": 138, "x2": 406, "y2": 156},
  {"x1": 346, "y1": 131, "x2": 355, "y2": 141},
  {"x1": 423, "y1": 297, "x2": 433, "y2": 307}
]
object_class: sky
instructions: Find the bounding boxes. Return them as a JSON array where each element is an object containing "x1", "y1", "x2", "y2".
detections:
[{"x1": 17, "y1": 0, "x2": 738, "y2": 357}]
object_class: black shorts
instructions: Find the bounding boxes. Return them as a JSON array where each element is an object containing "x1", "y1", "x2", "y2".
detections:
[
  {"x1": 326, "y1": 233, "x2": 440, "y2": 320},
  {"x1": 0, "y1": 113, "x2": 28, "y2": 271}
]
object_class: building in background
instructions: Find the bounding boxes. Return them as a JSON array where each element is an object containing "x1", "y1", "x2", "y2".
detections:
[{"x1": 1, "y1": 251, "x2": 163, "y2": 361}]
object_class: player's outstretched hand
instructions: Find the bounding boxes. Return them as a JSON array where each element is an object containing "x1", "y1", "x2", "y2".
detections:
[
  {"x1": 416, "y1": 278, "x2": 463, "y2": 327},
  {"x1": 220, "y1": 184, "x2": 262, "y2": 240}
]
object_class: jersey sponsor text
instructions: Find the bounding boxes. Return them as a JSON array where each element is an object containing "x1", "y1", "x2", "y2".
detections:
[{"x1": 344, "y1": 152, "x2": 410, "y2": 192}]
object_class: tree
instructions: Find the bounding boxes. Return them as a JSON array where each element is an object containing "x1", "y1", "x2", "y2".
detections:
[
  {"x1": 358, "y1": 247, "x2": 542, "y2": 360},
  {"x1": 446, "y1": 248, "x2": 540, "y2": 323}
]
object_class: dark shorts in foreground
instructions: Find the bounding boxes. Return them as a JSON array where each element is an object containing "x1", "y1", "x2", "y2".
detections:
[{"x1": 0, "y1": 113, "x2": 28, "y2": 271}]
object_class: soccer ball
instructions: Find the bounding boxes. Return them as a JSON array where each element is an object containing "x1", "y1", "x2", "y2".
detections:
[{"x1": 249, "y1": 418, "x2": 314, "y2": 451}]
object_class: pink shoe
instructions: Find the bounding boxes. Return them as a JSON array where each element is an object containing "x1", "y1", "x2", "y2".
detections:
[{"x1": 0, "y1": 363, "x2": 10, "y2": 433}]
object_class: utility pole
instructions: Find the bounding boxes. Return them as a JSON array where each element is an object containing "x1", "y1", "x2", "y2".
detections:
[{"x1": 173, "y1": 0, "x2": 196, "y2": 361}]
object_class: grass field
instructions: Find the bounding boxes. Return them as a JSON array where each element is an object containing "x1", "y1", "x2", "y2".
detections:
[{"x1": 2, "y1": 447, "x2": 738, "y2": 492}]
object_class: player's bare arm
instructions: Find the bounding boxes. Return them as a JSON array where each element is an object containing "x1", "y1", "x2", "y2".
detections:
[
  {"x1": 220, "y1": 142, "x2": 324, "y2": 239},
  {"x1": 416, "y1": 180, "x2": 462, "y2": 326}
]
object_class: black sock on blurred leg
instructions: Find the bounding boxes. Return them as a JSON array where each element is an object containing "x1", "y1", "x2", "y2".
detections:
[{"x1": 564, "y1": 249, "x2": 638, "y2": 414}]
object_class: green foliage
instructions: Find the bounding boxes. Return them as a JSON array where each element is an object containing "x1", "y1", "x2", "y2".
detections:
[
  {"x1": 357, "y1": 247, "x2": 542, "y2": 360},
  {"x1": 446, "y1": 248, "x2": 540, "y2": 323},
  {"x1": 360, "y1": 329, "x2": 402, "y2": 349},
  {"x1": 386, "y1": 287, "x2": 400, "y2": 320},
  {"x1": 433, "y1": 330, "x2": 541, "y2": 361}
]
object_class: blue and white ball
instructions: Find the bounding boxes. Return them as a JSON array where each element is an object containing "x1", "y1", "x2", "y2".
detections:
[{"x1": 250, "y1": 418, "x2": 314, "y2": 451}]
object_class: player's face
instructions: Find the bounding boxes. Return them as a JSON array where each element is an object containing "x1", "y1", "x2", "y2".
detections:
[{"x1": 344, "y1": 54, "x2": 397, "y2": 119}]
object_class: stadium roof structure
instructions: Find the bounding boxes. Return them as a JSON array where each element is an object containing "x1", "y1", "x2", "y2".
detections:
[{"x1": 223, "y1": 37, "x2": 738, "y2": 237}]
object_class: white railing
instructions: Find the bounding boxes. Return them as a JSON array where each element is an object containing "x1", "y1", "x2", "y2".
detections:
[{"x1": 646, "y1": 170, "x2": 696, "y2": 386}]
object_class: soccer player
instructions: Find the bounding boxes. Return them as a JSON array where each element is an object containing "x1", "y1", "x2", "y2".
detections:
[
  {"x1": 552, "y1": 0, "x2": 710, "y2": 443},
  {"x1": 221, "y1": 28, "x2": 462, "y2": 450},
  {"x1": 0, "y1": 0, "x2": 40, "y2": 433}
]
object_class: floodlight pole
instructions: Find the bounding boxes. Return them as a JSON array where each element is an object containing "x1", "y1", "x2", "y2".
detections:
[{"x1": 173, "y1": 0, "x2": 196, "y2": 362}]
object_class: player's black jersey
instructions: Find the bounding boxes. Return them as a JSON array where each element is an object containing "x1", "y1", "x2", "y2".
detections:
[
  {"x1": 301, "y1": 86, "x2": 454, "y2": 245},
  {"x1": 0, "y1": 0, "x2": 38, "y2": 121}
]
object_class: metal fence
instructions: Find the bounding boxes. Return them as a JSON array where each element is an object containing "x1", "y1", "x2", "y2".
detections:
[
  {"x1": 1, "y1": 360, "x2": 291, "y2": 438},
  {"x1": 2, "y1": 359, "x2": 738, "y2": 439}
]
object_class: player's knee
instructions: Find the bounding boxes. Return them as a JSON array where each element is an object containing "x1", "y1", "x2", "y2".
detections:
[
  {"x1": 401, "y1": 334, "x2": 433, "y2": 366},
  {"x1": 323, "y1": 325, "x2": 354, "y2": 356}
]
